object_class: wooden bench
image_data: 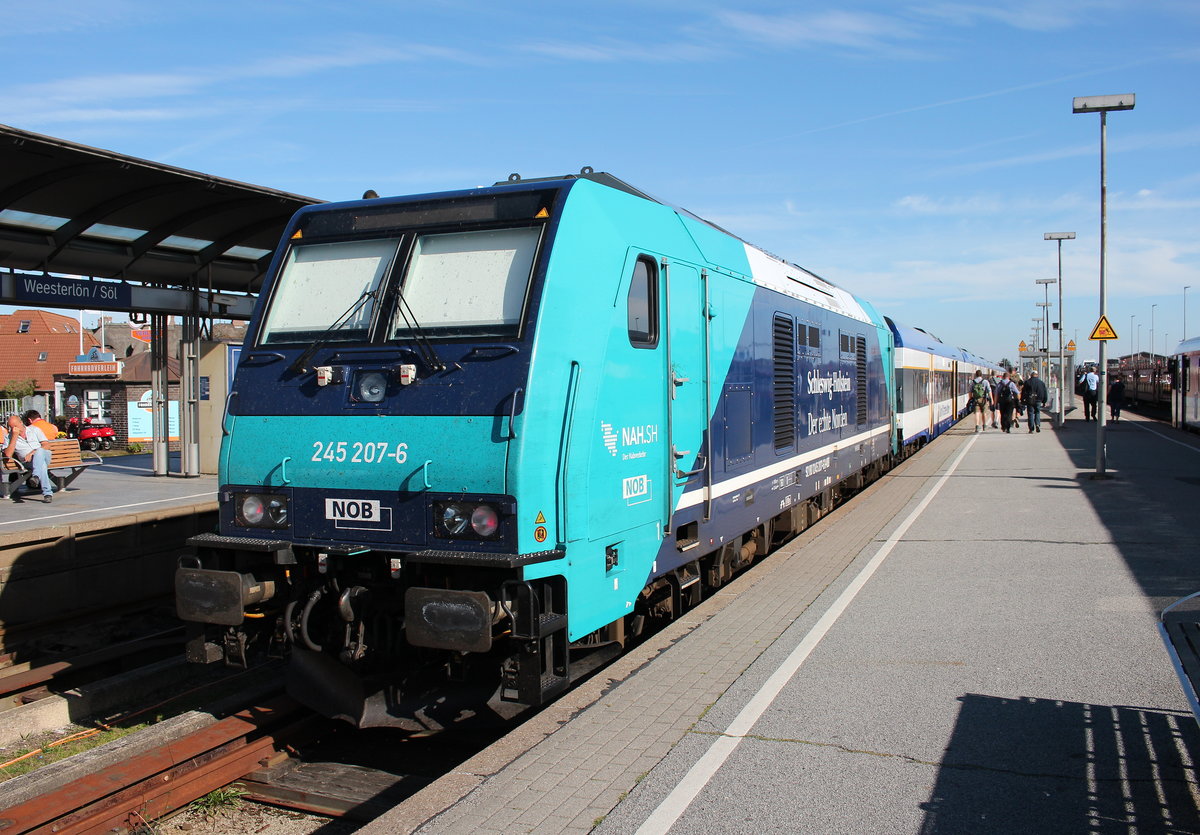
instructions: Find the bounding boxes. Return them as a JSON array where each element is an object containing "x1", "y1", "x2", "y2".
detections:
[
  {"x1": 2, "y1": 439, "x2": 103, "y2": 498},
  {"x1": 1159, "y1": 592, "x2": 1200, "y2": 725}
]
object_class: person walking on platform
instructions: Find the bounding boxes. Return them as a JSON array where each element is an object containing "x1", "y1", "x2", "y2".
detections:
[
  {"x1": 1022, "y1": 370, "x2": 1049, "y2": 433},
  {"x1": 1082, "y1": 366, "x2": 1100, "y2": 420},
  {"x1": 1109, "y1": 374, "x2": 1126, "y2": 422},
  {"x1": 987, "y1": 371, "x2": 1001, "y2": 428},
  {"x1": 995, "y1": 371, "x2": 1019, "y2": 433},
  {"x1": 3, "y1": 413, "x2": 53, "y2": 502},
  {"x1": 969, "y1": 371, "x2": 991, "y2": 432}
]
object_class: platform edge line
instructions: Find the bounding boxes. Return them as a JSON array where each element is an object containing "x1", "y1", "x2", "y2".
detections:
[{"x1": 634, "y1": 433, "x2": 978, "y2": 835}]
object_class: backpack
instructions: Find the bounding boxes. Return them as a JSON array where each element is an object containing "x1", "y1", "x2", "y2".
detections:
[
  {"x1": 997, "y1": 382, "x2": 1014, "y2": 403},
  {"x1": 971, "y1": 380, "x2": 988, "y2": 400}
]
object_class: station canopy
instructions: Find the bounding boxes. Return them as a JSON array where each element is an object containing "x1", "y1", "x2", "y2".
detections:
[{"x1": 0, "y1": 123, "x2": 321, "y2": 296}]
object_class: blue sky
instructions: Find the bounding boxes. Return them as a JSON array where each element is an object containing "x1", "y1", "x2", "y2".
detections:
[{"x1": 1, "y1": 0, "x2": 1197, "y2": 364}]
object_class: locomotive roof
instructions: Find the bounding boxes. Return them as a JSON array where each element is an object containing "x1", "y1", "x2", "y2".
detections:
[{"x1": 495, "y1": 171, "x2": 869, "y2": 323}]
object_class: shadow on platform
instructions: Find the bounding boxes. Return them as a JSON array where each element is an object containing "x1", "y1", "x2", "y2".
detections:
[{"x1": 920, "y1": 692, "x2": 1200, "y2": 834}]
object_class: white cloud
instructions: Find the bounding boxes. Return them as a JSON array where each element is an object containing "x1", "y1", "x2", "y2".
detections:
[
  {"x1": 521, "y1": 38, "x2": 711, "y2": 63},
  {"x1": 714, "y1": 9, "x2": 926, "y2": 58},
  {"x1": 913, "y1": 1, "x2": 1126, "y2": 32}
]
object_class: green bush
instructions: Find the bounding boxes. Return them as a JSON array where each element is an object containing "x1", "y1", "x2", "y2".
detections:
[{"x1": 126, "y1": 442, "x2": 144, "y2": 454}]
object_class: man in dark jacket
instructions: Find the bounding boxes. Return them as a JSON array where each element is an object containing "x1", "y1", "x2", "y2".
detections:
[
  {"x1": 1022, "y1": 370, "x2": 1049, "y2": 433},
  {"x1": 1109, "y1": 374, "x2": 1126, "y2": 421}
]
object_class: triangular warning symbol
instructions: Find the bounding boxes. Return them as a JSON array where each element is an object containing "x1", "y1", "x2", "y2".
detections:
[
  {"x1": 1089, "y1": 315, "x2": 1118, "y2": 340},
  {"x1": 534, "y1": 207, "x2": 549, "y2": 219},
  {"x1": 290, "y1": 229, "x2": 303, "y2": 239},
  {"x1": 534, "y1": 511, "x2": 546, "y2": 524}
]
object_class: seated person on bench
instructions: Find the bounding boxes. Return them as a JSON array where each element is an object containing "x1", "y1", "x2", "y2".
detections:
[
  {"x1": 23, "y1": 410, "x2": 58, "y2": 440},
  {"x1": 4, "y1": 413, "x2": 53, "y2": 503}
]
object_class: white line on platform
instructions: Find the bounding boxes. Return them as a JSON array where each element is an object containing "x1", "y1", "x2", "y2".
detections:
[
  {"x1": 635, "y1": 434, "x2": 979, "y2": 835},
  {"x1": 0, "y1": 492, "x2": 214, "y2": 526},
  {"x1": 1127, "y1": 419, "x2": 1200, "y2": 453}
]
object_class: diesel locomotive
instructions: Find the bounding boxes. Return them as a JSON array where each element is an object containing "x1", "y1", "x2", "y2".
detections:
[{"x1": 175, "y1": 171, "x2": 994, "y2": 729}]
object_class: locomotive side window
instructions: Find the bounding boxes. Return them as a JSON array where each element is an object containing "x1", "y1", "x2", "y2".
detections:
[
  {"x1": 627, "y1": 256, "x2": 659, "y2": 348},
  {"x1": 393, "y1": 227, "x2": 540, "y2": 338},
  {"x1": 261, "y1": 238, "x2": 398, "y2": 344}
]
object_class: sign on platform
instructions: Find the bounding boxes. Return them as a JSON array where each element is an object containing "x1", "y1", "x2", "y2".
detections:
[
  {"x1": 1067, "y1": 339, "x2": 1077, "y2": 351},
  {"x1": 1089, "y1": 315, "x2": 1118, "y2": 340},
  {"x1": 13, "y1": 275, "x2": 131, "y2": 309},
  {"x1": 1019, "y1": 341, "x2": 1028, "y2": 351}
]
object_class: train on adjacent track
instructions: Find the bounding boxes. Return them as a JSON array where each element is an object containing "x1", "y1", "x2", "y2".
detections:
[
  {"x1": 175, "y1": 171, "x2": 1000, "y2": 729},
  {"x1": 1171, "y1": 337, "x2": 1200, "y2": 432}
]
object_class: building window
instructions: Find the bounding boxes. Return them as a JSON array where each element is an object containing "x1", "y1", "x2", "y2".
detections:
[
  {"x1": 84, "y1": 389, "x2": 112, "y2": 421},
  {"x1": 627, "y1": 256, "x2": 659, "y2": 348},
  {"x1": 17, "y1": 321, "x2": 30, "y2": 334},
  {"x1": 37, "y1": 352, "x2": 48, "y2": 362}
]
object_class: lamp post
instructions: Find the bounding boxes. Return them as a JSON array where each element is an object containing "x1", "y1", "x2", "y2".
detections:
[
  {"x1": 1037, "y1": 277, "x2": 1057, "y2": 393},
  {"x1": 1151, "y1": 303, "x2": 1157, "y2": 360},
  {"x1": 1045, "y1": 233, "x2": 1074, "y2": 427},
  {"x1": 1186, "y1": 286, "x2": 1191, "y2": 341},
  {"x1": 1137, "y1": 323, "x2": 1141, "y2": 356},
  {"x1": 1074, "y1": 93, "x2": 1133, "y2": 476},
  {"x1": 1130, "y1": 314, "x2": 1136, "y2": 363}
]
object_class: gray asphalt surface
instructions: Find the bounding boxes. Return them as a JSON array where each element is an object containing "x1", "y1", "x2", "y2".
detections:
[{"x1": 599, "y1": 413, "x2": 1200, "y2": 834}]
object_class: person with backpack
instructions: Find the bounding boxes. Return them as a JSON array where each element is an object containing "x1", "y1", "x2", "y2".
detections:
[
  {"x1": 969, "y1": 371, "x2": 991, "y2": 433},
  {"x1": 1081, "y1": 366, "x2": 1100, "y2": 420},
  {"x1": 1022, "y1": 370, "x2": 1049, "y2": 433},
  {"x1": 995, "y1": 371, "x2": 1020, "y2": 432}
]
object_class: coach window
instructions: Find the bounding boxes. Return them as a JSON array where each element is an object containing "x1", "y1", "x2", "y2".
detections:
[{"x1": 627, "y1": 256, "x2": 658, "y2": 348}]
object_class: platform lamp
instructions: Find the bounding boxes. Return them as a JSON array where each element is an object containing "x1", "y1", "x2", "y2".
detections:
[
  {"x1": 1185, "y1": 286, "x2": 1191, "y2": 341},
  {"x1": 1150, "y1": 303, "x2": 1157, "y2": 361},
  {"x1": 1044, "y1": 233, "x2": 1074, "y2": 427},
  {"x1": 1037, "y1": 279, "x2": 1056, "y2": 381},
  {"x1": 1074, "y1": 92, "x2": 1134, "y2": 477}
]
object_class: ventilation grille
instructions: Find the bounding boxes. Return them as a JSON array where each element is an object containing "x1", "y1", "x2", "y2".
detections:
[
  {"x1": 856, "y1": 335, "x2": 868, "y2": 425},
  {"x1": 773, "y1": 315, "x2": 796, "y2": 451}
]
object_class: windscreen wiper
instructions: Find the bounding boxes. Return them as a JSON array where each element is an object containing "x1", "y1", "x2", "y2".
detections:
[
  {"x1": 288, "y1": 288, "x2": 379, "y2": 375},
  {"x1": 393, "y1": 290, "x2": 446, "y2": 372}
]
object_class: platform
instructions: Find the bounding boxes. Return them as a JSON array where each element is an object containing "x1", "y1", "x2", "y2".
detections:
[
  {"x1": 0, "y1": 452, "x2": 216, "y2": 535},
  {"x1": 365, "y1": 409, "x2": 1200, "y2": 834}
]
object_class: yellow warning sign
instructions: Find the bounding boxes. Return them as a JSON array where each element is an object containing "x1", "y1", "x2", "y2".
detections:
[
  {"x1": 534, "y1": 511, "x2": 546, "y2": 525},
  {"x1": 534, "y1": 207, "x2": 550, "y2": 219},
  {"x1": 1089, "y1": 315, "x2": 1118, "y2": 340},
  {"x1": 1066, "y1": 339, "x2": 1077, "y2": 351},
  {"x1": 290, "y1": 229, "x2": 303, "y2": 239},
  {"x1": 1019, "y1": 341, "x2": 1028, "y2": 351}
]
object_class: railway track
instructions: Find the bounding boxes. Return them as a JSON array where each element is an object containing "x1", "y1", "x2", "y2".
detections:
[{"x1": 0, "y1": 695, "x2": 318, "y2": 834}]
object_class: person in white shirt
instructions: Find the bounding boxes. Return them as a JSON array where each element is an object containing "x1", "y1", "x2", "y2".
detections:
[{"x1": 4, "y1": 413, "x2": 53, "y2": 502}]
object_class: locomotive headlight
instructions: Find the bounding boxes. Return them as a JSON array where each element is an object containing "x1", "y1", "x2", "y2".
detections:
[
  {"x1": 470, "y1": 505, "x2": 500, "y2": 537},
  {"x1": 234, "y1": 492, "x2": 289, "y2": 529},
  {"x1": 433, "y1": 499, "x2": 506, "y2": 541},
  {"x1": 355, "y1": 371, "x2": 388, "y2": 403},
  {"x1": 441, "y1": 503, "x2": 471, "y2": 536},
  {"x1": 240, "y1": 495, "x2": 265, "y2": 525},
  {"x1": 266, "y1": 497, "x2": 288, "y2": 526}
]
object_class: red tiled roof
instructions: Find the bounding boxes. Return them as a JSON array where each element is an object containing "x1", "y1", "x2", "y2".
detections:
[{"x1": 0, "y1": 309, "x2": 99, "y2": 391}]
